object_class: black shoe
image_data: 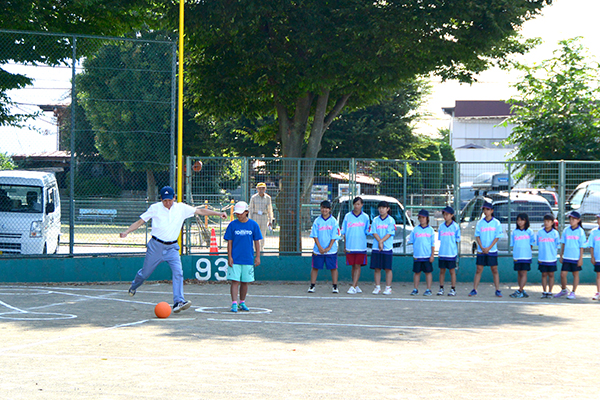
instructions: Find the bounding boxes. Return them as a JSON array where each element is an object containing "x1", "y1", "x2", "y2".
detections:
[
  {"x1": 128, "y1": 287, "x2": 136, "y2": 297},
  {"x1": 173, "y1": 300, "x2": 192, "y2": 313}
]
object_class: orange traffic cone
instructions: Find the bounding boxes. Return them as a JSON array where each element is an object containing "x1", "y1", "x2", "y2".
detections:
[{"x1": 209, "y1": 228, "x2": 218, "y2": 255}]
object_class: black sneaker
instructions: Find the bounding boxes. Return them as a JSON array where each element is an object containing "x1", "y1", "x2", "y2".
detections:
[
  {"x1": 173, "y1": 300, "x2": 192, "y2": 313},
  {"x1": 128, "y1": 287, "x2": 136, "y2": 297}
]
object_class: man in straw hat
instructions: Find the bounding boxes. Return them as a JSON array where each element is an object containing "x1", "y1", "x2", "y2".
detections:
[{"x1": 248, "y1": 182, "x2": 274, "y2": 251}]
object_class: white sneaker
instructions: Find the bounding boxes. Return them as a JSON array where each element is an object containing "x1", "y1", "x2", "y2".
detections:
[
  {"x1": 437, "y1": 288, "x2": 444, "y2": 296},
  {"x1": 355, "y1": 286, "x2": 363, "y2": 293},
  {"x1": 372, "y1": 286, "x2": 381, "y2": 295},
  {"x1": 593, "y1": 292, "x2": 600, "y2": 300},
  {"x1": 347, "y1": 286, "x2": 357, "y2": 294},
  {"x1": 307, "y1": 285, "x2": 316, "y2": 293},
  {"x1": 332, "y1": 286, "x2": 339, "y2": 294},
  {"x1": 383, "y1": 286, "x2": 392, "y2": 295}
]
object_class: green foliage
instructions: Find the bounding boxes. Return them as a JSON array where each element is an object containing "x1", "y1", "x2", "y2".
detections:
[
  {"x1": 179, "y1": 0, "x2": 550, "y2": 121},
  {"x1": 506, "y1": 38, "x2": 600, "y2": 187},
  {"x1": 0, "y1": 1, "x2": 157, "y2": 127},
  {"x1": 0, "y1": 152, "x2": 15, "y2": 170},
  {"x1": 76, "y1": 32, "x2": 174, "y2": 172}
]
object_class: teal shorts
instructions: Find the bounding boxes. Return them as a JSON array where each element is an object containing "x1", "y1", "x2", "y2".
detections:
[{"x1": 228, "y1": 264, "x2": 255, "y2": 283}]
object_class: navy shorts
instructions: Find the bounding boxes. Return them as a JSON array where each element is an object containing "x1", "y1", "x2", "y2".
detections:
[
  {"x1": 312, "y1": 254, "x2": 338, "y2": 270},
  {"x1": 438, "y1": 259, "x2": 457, "y2": 270},
  {"x1": 413, "y1": 260, "x2": 433, "y2": 273},
  {"x1": 561, "y1": 261, "x2": 582, "y2": 272},
  {"x1": 538, "y1": 262, "x2": 557, "y2": 273},
  {"x1": 595, "y1": 262, "x2": 600, "y2": 273},
  {"x1": 514, "y1": 262, "x2": 531, "y2": 271},
  {"x1": 370, "y1": 251, "x2": 393, "y2": 270},
  {"x1": 476, "y1": 253, "x2": 498, "y2": 267}
]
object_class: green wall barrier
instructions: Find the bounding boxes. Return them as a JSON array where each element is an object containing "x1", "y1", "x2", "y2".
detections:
[{"x1": 0, "y1": 255, "x2": 597, "y2": 285}]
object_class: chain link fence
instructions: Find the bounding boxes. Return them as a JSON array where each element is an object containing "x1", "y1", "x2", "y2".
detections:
[
  {"x1": 184, "y1": 157, "x2": 600, "y2": 257},
  {"x1": 0, "y1": 30, "x2": 176, "y2": 256}
]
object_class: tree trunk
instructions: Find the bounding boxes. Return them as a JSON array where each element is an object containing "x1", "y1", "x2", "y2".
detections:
[
  {"x1": 146, "y1": 170, "x2": 157, "y2": 201},
  {"x1": 276, "y1": 91, "x2": 350, "y2": 253}
]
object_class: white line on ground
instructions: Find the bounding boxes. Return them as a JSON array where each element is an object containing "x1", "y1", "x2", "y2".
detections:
[{"x1": 0, "y1": 299, "x2": 26, "y2": 313}]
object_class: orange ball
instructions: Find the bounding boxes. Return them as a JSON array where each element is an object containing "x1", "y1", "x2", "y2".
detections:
[{"x1": 154, "y1": 302, "x2": 171, "y2": 318}]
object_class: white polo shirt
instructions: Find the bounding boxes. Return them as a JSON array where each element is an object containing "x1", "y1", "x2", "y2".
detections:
[{"x1": 140, "y1": 202, "x2": 196, "y2": 242}]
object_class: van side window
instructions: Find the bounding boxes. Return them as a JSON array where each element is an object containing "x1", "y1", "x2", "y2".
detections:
[
  {"x1": 569, "y1": 188, "x2": 585, "y2": 208},
  {"x1": 47, "y1": 187, "x2": 56, "y2": 213},
  {"x1": 461, "y1": 200, "x2": 475, "y2": 222}
]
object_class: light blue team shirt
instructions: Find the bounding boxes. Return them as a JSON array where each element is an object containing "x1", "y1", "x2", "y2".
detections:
[
  {"x1": 310, "y1": 215, "x2": 341, "y2": 255},
  {"x1": 475, "y1": 217, "x2": 504, "y2": 254},
  {"x1": 408, "y1": 225, "x2": 435, "y2": 261},
  {"x1": 438, "y1": 221, "x2": 461, "y2": 260},
  {"x1": 586, "y1": 227, "x2": 600, "y2": 262},
  {"x1": 368, "y1": 215, "x2": 396, "y2": 252},
  {"x1": 510, "y1": 228, "x2": 535, "y2": 262},
  {"x1": 341, "y1": 211, "x2": 370, "y2": 253},
  {"x1": 223, "y1": 218, "x2": 263, "y2": 265},
  {"x1": 536, "y1": 228, "x2": 560, "y2": 264},
  {"x1": 560, "y1": 226, "x2": 587, "y2": 262}
]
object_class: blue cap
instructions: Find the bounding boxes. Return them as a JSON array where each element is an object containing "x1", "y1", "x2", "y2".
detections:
[
  {"x1": 442, "y1": 206, "x2": 455, "y2": 215},
  {"x1": 482, "y1": 202, "x2": 493, "y2": 210},
  {"x1": 568, "y1": 211, "x2": 581, "y2": 219},
  {"x1": 417, "y1": 209, "x2": 429, "y2": 217},
  {"x1": 160, "y1": 186, "x2": 175, "y2": 200}
]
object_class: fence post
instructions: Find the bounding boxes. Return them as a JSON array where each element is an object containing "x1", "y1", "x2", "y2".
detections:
[
  {"x1": 297, "y1": 159, "x2": 302, "y2": 253},
  {"x1": 169, "y1": 41, "x2": 177, "y2": 189},
  {"x1": 507, "y1": 162, "x2": 512, "y2": 253},
  {"x1": 349, "y1": 158, "x2": 356, "y2": 198},
  {"x1": 242, "y1": 157, "x2": 249, "y2": 202},
  {"x1": 403, "y1": 161, "x2": 408, "y2": 254},
  {"x1": 69, "y1": 35, "x2": 77, "y2": 256},
  {"x1": 559, "y1": 160, "x2": 566, "y2": 232}
]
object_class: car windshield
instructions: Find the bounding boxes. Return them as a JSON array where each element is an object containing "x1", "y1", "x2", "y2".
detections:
[
  {"x1": 0, "y1": 185, "x2": 43, "y2": 213},
  {"x1": 493, "y1": 201, "x2": 551, "y2": 224},
  {"x1": 363, "y1": 201, "x2": 405, "y2": 224},
  {"x1": 460, "y1": 188, "x2": 475, "y2": 202}
]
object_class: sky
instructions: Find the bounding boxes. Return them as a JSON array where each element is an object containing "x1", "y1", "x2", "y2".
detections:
[{"x1": 1, "y1": 0, "x2": 598, "y2": 156}]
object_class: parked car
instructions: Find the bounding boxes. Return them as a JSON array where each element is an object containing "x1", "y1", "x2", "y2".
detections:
[
  {"x1": 460, "y1": 192, "x2": 553, "y2": 255},
  {"x1": 459, "y1": 181, "x2": 475, "y2": 210},
  {"x1": 0, "y1": 170, "x2": 61, "y2": 255},
  {"x1": 331, "y1": 195, "x2": 414, "y2": 254},
  {"x1": 566, "y1": 180, "x2": 600, "y2": 228},
  {"x1": 511, "y1": 188, "x2": 559, "y2": 211}
]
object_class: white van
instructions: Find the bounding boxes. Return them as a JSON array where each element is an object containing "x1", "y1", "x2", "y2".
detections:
[
  {"x1": 0, "y1": 171, "x2": 61, "y2": 255},
  {"x1": 566, "y1": 179, "x2": 600, "y2": 225}
]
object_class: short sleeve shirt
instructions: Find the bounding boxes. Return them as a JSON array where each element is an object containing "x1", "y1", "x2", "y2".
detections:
[
  {"x1": 586, "y1": 228, "x2": 600, "y2": 260},
  {"x1": 409, "y1": 225, "x2": 435, "y2": 260},
  {"x1": 475, "y1": 217, "x2": 503, "y2": 254},
  {"x1": 368, "y1": 215, "x2": 396, "y2": 252},
  {"x1": 438, "y1": 221, "x2": 461, "y2": 260},
  {"x1": 511, "y1": 228, "x2": 535, "y2": 262},
  {"x1": 140, "y1": 202, "x2": 197, "y2": 242},
  {"x1": 310, "y1": 215, "x2": 341, "y2": 255},
  {"x1": 536, "y1": 228, "x2": 560, "y2": 264},
  {"x1": 561, "y1": 226, "x2": 586, "y2": 262},
  {"x1": 224, "y1": 219, "x2": 263, "y2": 265},
  {"x1": 340, "y1": 211, "x2": 370, "y2": 253}
]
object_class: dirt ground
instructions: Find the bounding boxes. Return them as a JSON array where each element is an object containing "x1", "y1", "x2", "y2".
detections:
[{"x1": 1, "y1": 280, "x2": 599, "y2": 399}]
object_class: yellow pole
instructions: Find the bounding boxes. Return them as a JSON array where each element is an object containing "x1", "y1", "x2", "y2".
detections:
[{"x1": 177, "y1": 0, "x2": 185, "y2": 251}]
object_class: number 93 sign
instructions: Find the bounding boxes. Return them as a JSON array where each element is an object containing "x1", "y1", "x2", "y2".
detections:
[{"x1": 194, "y1": 257, "x2": 228, "y2": 281}]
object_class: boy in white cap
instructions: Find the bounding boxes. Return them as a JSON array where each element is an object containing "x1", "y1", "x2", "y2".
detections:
[
  {"x1": 120, "y1": 186, "x2": 227, "y2": 313},
  {"x1": 224, "y1": 201, "x2": 263, "y2": 312}
]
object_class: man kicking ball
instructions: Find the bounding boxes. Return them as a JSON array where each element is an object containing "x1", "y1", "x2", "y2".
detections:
[{"x1": 120, "y1": 186, "x2": 227, "y2": 313}]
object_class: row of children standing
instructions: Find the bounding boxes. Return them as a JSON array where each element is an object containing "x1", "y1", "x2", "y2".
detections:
[
  {"x1": 308, "y1": 197, "x2": 461, "y2": 296},
  {"x1": 308, "y1": 197, "x2": 600, "y2": 301}
]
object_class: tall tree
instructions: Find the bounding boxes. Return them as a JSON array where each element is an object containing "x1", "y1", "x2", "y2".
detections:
[
  {"x1": 506, "y1": 38, "x2": 600, "y2": 189},
  {"x1": 0, "y1": 1, "x2": 155, "y2": 127},
  {"x1": 76, "y1": 32, "x2": 175, "y2": 200},
  {"x1": 177, "y1": 0, "x2": 550, "y2": 251}
]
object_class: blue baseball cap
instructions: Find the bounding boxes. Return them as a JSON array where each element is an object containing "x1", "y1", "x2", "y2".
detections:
[
  {"x1": 568, "y1": 210, "x2": 581, "y2": 219},
  {"x1": 160, "y1": 186, "x2": 175, "y2": 200},
  {"x1": 442, "y1": 206, "x2": 455, "y2": 215},
  {"x1": 482, "y1": 202, "x2": 494, "y2": 210},
  {"x1": 417, "y1": 209, "x2": 429, "y2": 217}
]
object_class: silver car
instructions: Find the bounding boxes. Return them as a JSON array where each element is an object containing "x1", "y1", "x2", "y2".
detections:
[
  {"x1": 331, "y1": 195, "x2": 414, "y2": 254},
  {"x1": 460, "y1": 192, "x2": 553, "y2": 255}
]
